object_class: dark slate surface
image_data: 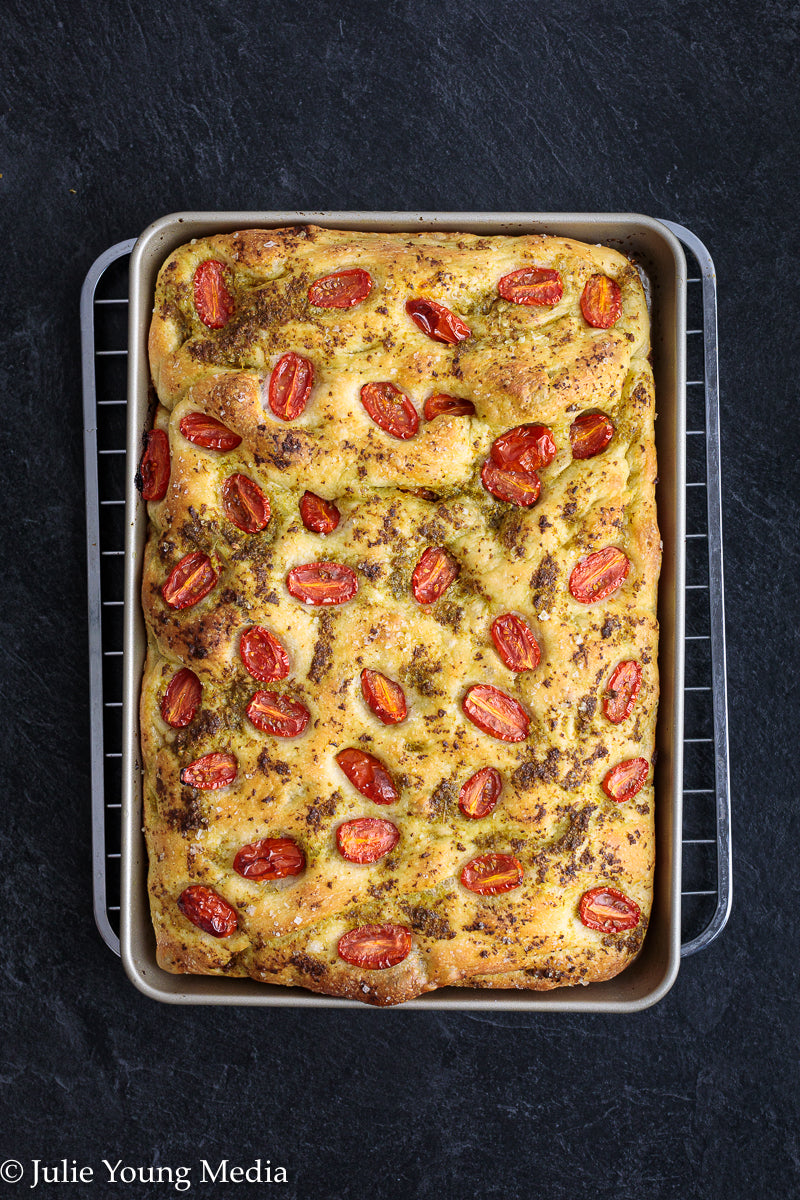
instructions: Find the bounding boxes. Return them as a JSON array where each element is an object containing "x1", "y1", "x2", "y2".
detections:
[{"x1": 2, "y1": 1, "x2": 798, "y2": 1196}]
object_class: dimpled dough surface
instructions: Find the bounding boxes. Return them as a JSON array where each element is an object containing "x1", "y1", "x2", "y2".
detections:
[{"x1": 141, "y1": 225, "x2": 660, "y2": 1006}]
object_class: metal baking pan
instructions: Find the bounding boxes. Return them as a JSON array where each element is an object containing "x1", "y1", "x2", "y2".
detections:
[{"x1": 120, "y1": 212, "x2": 686, "y2": 1009}]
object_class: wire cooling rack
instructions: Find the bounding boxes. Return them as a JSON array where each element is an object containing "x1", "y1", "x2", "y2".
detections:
[{"x1": 81, "y1": 224, "x2": 731, "y2": 960}]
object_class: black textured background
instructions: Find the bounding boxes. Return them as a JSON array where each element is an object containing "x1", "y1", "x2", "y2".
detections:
[{"x1": 2, "y1": 1, "x2": 798, "y2": 1197}]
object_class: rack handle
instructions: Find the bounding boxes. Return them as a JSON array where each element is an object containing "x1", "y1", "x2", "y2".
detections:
[
  {"x1": 661, "y1": 221, "x2": 733, "y2": 956},
  {"x1": 82, "y1": 239, "x2": 136, "y2": 957}
]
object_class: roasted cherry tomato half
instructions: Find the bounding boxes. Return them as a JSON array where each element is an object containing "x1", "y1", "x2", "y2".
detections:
[
  {"x1": 336, "y1": 818, "x2": 400, "y2": 864},
  {"x1": 178, "y1": 884, "x2": 238, "y2": 937},
  {"x1": 180, "y1": 751, "x2": 237, "y2": 790},
  {"x1": 570, "y1": 410, "x2": 614, "y2": 460},
  {"x1": 411, "y1": 546, "x2": 459, "y2": 604},
  {"x1": 299, "y1": 491, "x2": 340, "y2": 534},
  {"x1": 569, "y1": 547, "x2": 630, "y2": 604},
  {"x1": 335, "y1": 748, "x2": 399, "y2": 805},
  {"x1": 602, "y1": 757, "x2": 649, "y2": 802},
  {"x1": 580, "y1": 274, "x2": 622, "y2": 329},
  {"x1": 360, "y1": 382, "x2": 419, "y2": 440},
  {"x1": 460, "y1": 853, "x2": 523, "y2": 895},
  {"x1": 603, "y1": 660, "x2": 643, "y2": 724},
  {"x1": 337, "y1": 924, "x2": 412, "y2": 969},
  {"x1": 423, "y1": 393, "x2": 475, "y2": 420},
  {"x1": 193, "y1": 260, "x2": 235, "y2": 329},
  {"x1": 490, "y1": 423, "x2": 556, "y2": 474},
  {"x1": 162, "y1": 551, "x2": 217, "y2": 610},
  {"x1": 179, "y1": 411, "x2": 242, "y2": 451},
  {"x1": 268, "y1": 352, "x2": 314, "y2": 421},
  {"x1": 308, "y1": 268, "x2": 373, "y2": 308},
  {"x1": 233, "y1": 837, "x2": 305, "y2": 880},
  {"x1": 360, "y1": 669, "x2": 407, "y2": 725},
  {"x1": 458, "y1": 767, "x2": 502, "y2": 819},
  {"x1": 406, "y1": 298, "x2": 471, "y2": 344},
  {"x1": 240, "y1": 626, "x2": 290, "y2": 682},
  {"x1": 139, "y1": 428, "x2": 170, "y2": 501},
  {"x1": 497, "y1": 266, "x2": 563, "y2": 306},
  {"x1": 286, "y1": 562, "x2": 359, "y2": 605},
  {"x1": 462, "y1": 684, "x2": 530, "y2": 743},
  {"x1": 222, "y1": 473, "x2": 271, "y2": 533},
  {"x1": 246, "y1": 690, "x2": 310, "y2": 738},
  {"x1": 490, "y1": 614, "x2": 542, "y2": 673},
  {"x1": 160, "y1": 667, "x2": 202, "y2": 728},
  {"x1": 481, "y1": 460, "x2": 541, "y2": 507},
  {"x1": 579, "y1": 886, "x2": 640, "y2": 932}
]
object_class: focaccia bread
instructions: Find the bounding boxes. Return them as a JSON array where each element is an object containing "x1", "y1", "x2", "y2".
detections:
[{"x1": 140, "y1": 224, "x2": 660, "y2": 1006}]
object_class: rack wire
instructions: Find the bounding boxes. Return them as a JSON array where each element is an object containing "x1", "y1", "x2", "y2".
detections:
[{"x1": 81, "y1": 226, "x2": 731, "y2": 961}]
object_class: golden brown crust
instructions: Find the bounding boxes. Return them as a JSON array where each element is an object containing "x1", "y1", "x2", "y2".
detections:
[{"x1": 142, "y1": 225, "x2": 659, "y2": 1006}]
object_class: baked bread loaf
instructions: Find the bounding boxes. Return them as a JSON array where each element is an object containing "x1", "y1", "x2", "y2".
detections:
[{"x1": 140, "y1": 224, "x2": 660, "y2": 1006}]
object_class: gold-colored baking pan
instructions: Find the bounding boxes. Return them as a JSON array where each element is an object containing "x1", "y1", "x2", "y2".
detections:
[{"x1": 115, "y1": 212, "x2": 688, "y2": 1010}]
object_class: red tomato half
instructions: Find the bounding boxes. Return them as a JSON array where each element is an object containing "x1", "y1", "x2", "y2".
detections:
[
  {"x1": 335, "y1": 748, "x2": 399, "y2": 805},
  {"x1": 603, "y1": 660, "x2": 642, "y2": 724},
  {"x1": 240, "y1": 626, "x2": 290, "y2": 682},
  {"x1": 299, "y1": 491, "x2": 340, "y2": 534},
  {"x1": 180, "y1": 751, "x2": 237, "y2": 790},
  {"x1": 338, "y1": 924, "x2": 411, "y2": 969},
  {"x1": 193, "y1": 260, "x2": 234, "y2": 329},
  {"x1": 286, "y1": 562, "x2": 359, "y2": 605},
  {"x1": 490, "y1": 614, "x2": 542, "y2": 673},
  {"x1": 178, "y1": 885, "x2": 237, "y2": 936},
  {"x1": 140, "y1": 429, "x2": 170, "y2": 501},
  {"x1": 480, "y1": 460, "x2": 541, "y2": 507},
  {"x1": 462, "y1": 684, "x2": 530, "y2": 743},
  {"x1": 360, "y1": 382, "x2": 419, "y2": 440},
  {"x1": 222, "y1": 474, "x2": 271, "y2": 533},
  {"x1": 336, "y1": 818, "x2": 400, "y2": 864},
  {"x1": 405, "y1": 298, "x2": 471, "y2": 344},
  {"x1": 179, "y1": 411, "x2": 242, "y2": 451},
  {"x1": 268, "y1": 352, "x2": 314, "y2": 420},
  {"x1": 160, "y1": 667, "x2": 201, "y2": 728},
  {"x1": 458, "y1": 767, "x2": 502, "y2": 819},
  {"x1": 602, "y1": 758, "x2": 649, "y2": 802},
  {"x1": 360, "y1": 669, "x2": 407, "y2": 725},
  {"x1": 246, "y1": 691, "x2": 310, "y2": 738},
  {"x1": 423, "y1": 393, "x2": 475, "y2": 420},
  {"x1": 411, "y1": 547, "x2": 459, "y2": 604},
  {"x1": 570, "y1": 411, "x2": 614, "y2": 460},
  {"x1": 308, "y1": 269, "x2": 372, "y2": 308},
  {"x1": 162, "y1": 552, "x2": 217, "y2": 610},
  {"x1": 233, "y1": 837, "x2": 305, "y2": 880},
  {"x1": 460, "y1": 853, "x2": 523, "y2": 895},
  {"x1": 580, "y1": 274, "x2": 622, "y2": 329},
  {"x1": 579, "y1": 886, "x2": 640, "y2": 932},
  {"x1": 490, "y1": 424, "x2": 556, "y2": 473},
  {"x1": 568, "y1": 547, "x2": 630, "y2": 604},
  {"x1": 497, "y1": 267, "x2": 563, "y2": 306}
]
